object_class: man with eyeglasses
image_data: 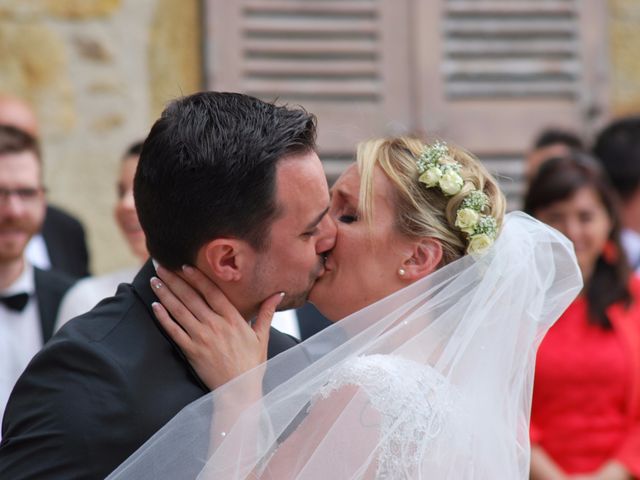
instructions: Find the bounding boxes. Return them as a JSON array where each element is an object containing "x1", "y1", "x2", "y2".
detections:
[
  {"x1": 0, "y1": 125, "x2": 74, "y2": 432},
  {"x1": 0, "y1": 94, "x2": 90, "y2": 279}
]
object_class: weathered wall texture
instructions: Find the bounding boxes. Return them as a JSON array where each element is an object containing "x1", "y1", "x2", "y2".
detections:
[
  {"x1": 0, "y1": 0, "x2": 202, "y2": 273},
  {"x1": 609, "y1": 0, "x2": 640, "y2": 116},
  {"x1": 1, "y1": 0, "x2": 638, "y2": 274}
]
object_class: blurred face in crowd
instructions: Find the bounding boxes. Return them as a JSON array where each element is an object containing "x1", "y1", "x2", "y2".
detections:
[
  {"x1": 0, "y1": 96, "x2": 39, "y2": 137},
  {"x1": 114, "y1": 154, "x2": 148, "y2": 261},
  {"x1": 526, "y1": 144, "x2": 571, "y2": 181},
  {"x1": 0, "y1": 150, "x2": 46, "y2": 265},
  {"x1": 534, "y1": 186, "x2": 611, "y2": 281}
]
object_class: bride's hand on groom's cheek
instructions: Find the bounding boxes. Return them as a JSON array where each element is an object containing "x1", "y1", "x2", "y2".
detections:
[{"x1": 150, "y1": 265, "x2": 284, "y2": 391}]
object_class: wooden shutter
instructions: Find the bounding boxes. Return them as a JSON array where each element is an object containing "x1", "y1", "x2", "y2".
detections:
[
  {"x1": 414, "y1": 0, "x2": 609, "y2": 205},
  {"x1": 204, "y1": 0, "x2": 414, "y2": 180}
]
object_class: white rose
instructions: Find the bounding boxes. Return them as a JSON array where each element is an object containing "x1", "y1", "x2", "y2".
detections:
[
  {"x1": 419, "y1": 166, "x2": 442, "y2": 187},
  {"x1": 467, "y1": 233, "x2": 493, "y2": 255},
  {"x1": 439, "y1": 170, "x2": 463, "y2": 195},
  {"x1": 440, "y1": 154, "x2": 456, "y2": 165},
  {"x1": 455, "y1": 208, "x2": 479, "y2": 234}
]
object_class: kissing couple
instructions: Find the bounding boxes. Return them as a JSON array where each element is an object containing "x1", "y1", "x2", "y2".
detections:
[{"x1": 0, "y1": 92, "x2": 582, "y2": 479}]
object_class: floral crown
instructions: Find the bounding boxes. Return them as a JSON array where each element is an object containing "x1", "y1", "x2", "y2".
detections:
[{"x1": 416, "y1": 141, "x2": 498, "y2": 255}]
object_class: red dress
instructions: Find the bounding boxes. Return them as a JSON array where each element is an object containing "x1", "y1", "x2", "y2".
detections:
[{"x1": 531, "y1": 276, "x2": 640, "y2": 475}]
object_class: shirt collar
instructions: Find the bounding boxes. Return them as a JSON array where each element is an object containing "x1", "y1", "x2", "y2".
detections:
[{"x1": 1, "y1": 260, "x2": 35, "y2": 296}]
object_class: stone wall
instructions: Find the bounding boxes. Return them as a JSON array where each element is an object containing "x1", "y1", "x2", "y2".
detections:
[
  {"x1": 0, "y1": 0, "x2": 202, "y2": 274},
  {"x1": 609, "y1": 0, "x2": 640, "y2": 116}
]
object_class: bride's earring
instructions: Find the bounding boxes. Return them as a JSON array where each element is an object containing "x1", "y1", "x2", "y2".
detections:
[{"x1": 398, "y1": 268, "x2": 406, "y2": 277}]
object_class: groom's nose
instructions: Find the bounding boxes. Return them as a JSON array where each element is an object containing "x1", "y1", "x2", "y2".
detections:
[{"x1": 315, "y1": 213, "x2": 337, "y2": 254}]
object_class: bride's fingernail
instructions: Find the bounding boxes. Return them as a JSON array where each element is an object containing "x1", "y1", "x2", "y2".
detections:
[
  {"x1": 182, "y1": 265, "x2": 194, "y2": 275},
  {"x1": 150, "y1": 277, "x2": 163, "y2": 289}
]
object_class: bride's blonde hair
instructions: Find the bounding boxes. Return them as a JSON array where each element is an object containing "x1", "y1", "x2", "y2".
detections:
[{"x1": 356, "y1": 136, "x2": 506, "y2": 265}]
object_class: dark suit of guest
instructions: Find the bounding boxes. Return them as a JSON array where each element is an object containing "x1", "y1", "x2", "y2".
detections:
[
  {"x1": 0, "y1": 260, "x2": 298, "y2": 480},
  {"x1": 41, "y1": 205, "x2": 90, "y2": 278},
  {"x1": 297, "y1": 302, "x2": 332, "y2": 340},
  {"x1": 34, "y1": 267, "x2": 75, "y2": 342}
]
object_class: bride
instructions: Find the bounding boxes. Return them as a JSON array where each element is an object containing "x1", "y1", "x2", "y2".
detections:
[{"x1": 108, "y1": 137, "x2": 582, "y2": 479}]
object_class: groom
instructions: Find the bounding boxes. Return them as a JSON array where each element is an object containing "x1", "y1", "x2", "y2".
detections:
[{"x1": 0, "y1": 92, "x2": 336, "y2": 479}]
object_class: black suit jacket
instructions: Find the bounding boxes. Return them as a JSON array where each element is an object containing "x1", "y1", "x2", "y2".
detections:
[
  {"x1": 33, "y1": 267, "x2": 75, "y2": 342},
  {"x1": 42, "y1": 205, "x2": 91, "y2": 279},
  {"x1": 296, "y1": 303, "x2": 332, "y2": 341},
  {"x1": 0, "y1": 260, "x2": 298, "y2": 479}
]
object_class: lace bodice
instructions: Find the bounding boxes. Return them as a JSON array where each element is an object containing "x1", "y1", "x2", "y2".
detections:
[{"x1": 315, "y1": 354, "x2": 466, "y2": 479}]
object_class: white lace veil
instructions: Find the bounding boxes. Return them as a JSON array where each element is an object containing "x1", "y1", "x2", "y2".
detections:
[{"x1": 107, "y1": 212, "x2": 582, "y2": 479}]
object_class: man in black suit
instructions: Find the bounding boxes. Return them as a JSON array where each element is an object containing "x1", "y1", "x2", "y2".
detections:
[
  {"x1": 0, "y1": 94, "x2": 91, "y2": 278},
  {"x1": 26, "y1": 204, "x2": 91, "y2": 278},
  {"x1": 0, "y1": 92, "x2": 336, "y2": 479},
  {"x1": 0, "y1": 126, "x2": 75, "y2": 432}
]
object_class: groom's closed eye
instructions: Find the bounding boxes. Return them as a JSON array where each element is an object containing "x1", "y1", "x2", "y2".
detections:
[{"x1": 300, "y1": 206, "x2": 330, "y2": 238}]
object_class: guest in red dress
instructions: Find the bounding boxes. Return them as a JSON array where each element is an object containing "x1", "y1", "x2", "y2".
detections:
[{"x1": 525, "y1": 153, "x2": 640, "y2": 480}]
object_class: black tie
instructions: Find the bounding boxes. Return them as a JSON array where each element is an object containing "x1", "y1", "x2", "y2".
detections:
[{"x1": 0, "y1": 292, "x2": 29, "y2": 312}]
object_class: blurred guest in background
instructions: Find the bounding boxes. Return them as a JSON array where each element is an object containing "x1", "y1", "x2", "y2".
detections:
[
  {"x1": 55, "y1": 141, "x2": 147, "y2": 329},
  {"x1": 526, "y1": 128, "x2": 584, "y2": 181},
  {"x1": 0, "y1": 126, "x2": 74, "y2": 431},
  {"x1": 594, "y1": 116, "x2": 640, "y2": 273},
  {"x1": 525, "y1": 154, "x2": 640, "y2": 480},
  {"x1": 0, "y1": 94, "x2": 90, "y2": 278}
]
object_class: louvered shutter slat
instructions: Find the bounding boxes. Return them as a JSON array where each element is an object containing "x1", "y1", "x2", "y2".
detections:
[{"x1": 207, "y1": 0, "x2": 412, "y2": 170}]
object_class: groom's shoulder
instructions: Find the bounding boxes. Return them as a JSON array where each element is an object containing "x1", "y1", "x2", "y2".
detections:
[
  {"x1": 0, "y1": 270, "x2": 205, "y2": 479},
  {"x1": 53, "y1": 260, "x2": 161, "y2": 353},
  {"x1": 3, "y1": 280, "x2": 152, "y2": 420},
  {"x1": 0, "y1": 283, "x2": 148, "y2": 478},
  {"x1": 56, "y1": 280, "x2": 150, "y2": 346}
]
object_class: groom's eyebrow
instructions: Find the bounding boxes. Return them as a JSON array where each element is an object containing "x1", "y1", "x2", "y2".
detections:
[{"x1": 305, "y1": 206, "x2": 330, "y2": 230}]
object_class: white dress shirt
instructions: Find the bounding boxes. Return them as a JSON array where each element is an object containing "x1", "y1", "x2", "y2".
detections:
[
  {"x1": 272, "y1": 309, "x2": 300, "y2": 340},
  {"x1": 0, "y1": 262, "x2": 42, "y2": 435},
  {"x1": 25, "y1": 233, "x2": 51, "y2": 270}
]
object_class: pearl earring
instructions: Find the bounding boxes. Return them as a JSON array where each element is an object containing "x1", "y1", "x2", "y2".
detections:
[{"x1": 398, "y1": 268, "x2": 406, "y2": 277}]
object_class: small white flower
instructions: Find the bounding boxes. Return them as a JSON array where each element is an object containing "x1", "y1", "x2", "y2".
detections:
[
  {"x1": 468, "y1": 233, "x2": 494, "y2": 255},
  {"x1": 419, "y1": 166, "x2": 442, "y2": 187},
  {"x1": 439, "y1": 154, "x2": 457, "y2": 166},
  {"x1": 439, "y1": 170, "x2": 463, "y2": 195},
  {"x1": 455, "y1": 208, "x2": 480, "y2": 234}
]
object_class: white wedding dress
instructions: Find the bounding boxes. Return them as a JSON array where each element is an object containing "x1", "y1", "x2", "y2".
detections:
[
  {"x1": 313, "y1": 354, "x2": 468, "y2": 479},
  {"x1": 107, "y1": 213, "x2": 583, "y2": 480}
]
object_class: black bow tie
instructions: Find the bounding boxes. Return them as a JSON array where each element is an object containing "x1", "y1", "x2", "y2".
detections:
[{"x1": 0, "y1": 292, "x2": 30, "y2": 312}]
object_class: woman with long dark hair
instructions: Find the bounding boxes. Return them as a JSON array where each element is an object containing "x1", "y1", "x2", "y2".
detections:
[{"x1": 525, "y1": 153, "x2": 640, "y2": 479}]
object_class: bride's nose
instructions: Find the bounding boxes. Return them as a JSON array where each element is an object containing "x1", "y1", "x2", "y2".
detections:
[{"x1": 315, "y1": 213, "x2": 337, "y2": 254}]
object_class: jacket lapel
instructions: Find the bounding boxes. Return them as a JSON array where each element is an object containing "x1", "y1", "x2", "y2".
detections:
[{"x1": 33, "y1": 268, "x2": 56, "y2": 343}]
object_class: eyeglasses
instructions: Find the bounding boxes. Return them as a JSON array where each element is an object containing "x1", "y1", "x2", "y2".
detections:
[{"x1": 0, "y1": 187, "x2": 45, "y2": 205}]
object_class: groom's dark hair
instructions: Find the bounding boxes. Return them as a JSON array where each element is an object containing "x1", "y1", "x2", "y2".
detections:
[{"x1": 134, "y1": 92, "x2": 317, "y2": 269}]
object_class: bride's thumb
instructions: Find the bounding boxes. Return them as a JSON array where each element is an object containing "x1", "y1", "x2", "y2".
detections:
[{"x1": 253, "y1": 292, "x2": 285, "y2": 342}]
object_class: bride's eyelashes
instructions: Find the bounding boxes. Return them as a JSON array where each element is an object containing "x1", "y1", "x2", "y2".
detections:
[{"x1": 338, "y1": 214, "x2": 358, "y2": 224}]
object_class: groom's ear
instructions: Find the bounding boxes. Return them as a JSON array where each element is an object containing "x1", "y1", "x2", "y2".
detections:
[
  {"x1": 201, "y1": 238, "x2": 250, "y2": 282},
  {"x1": 401, "y1": 238, "x2": 443, "y2": 281}
]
